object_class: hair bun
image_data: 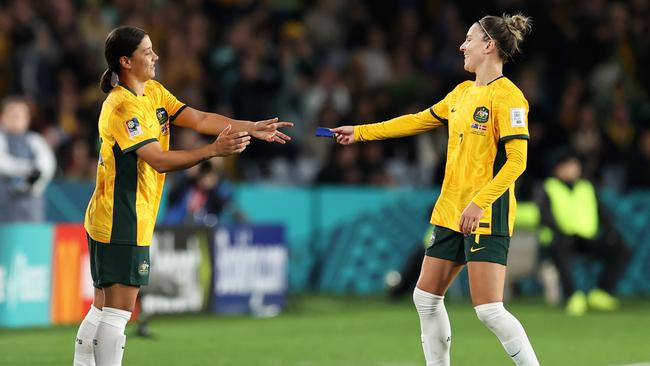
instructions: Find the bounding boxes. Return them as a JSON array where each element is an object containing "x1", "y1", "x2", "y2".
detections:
[{"x1": 503, "y1": 13, "x2": 532, "y2": 42}]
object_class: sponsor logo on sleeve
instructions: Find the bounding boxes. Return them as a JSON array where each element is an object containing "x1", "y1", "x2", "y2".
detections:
[{"x1": 510, "y1": 108, "x2": 526, "y2": 127}]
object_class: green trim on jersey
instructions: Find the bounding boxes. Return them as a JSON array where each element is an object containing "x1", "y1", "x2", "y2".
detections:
[
  {"x1": 170, "y1": 104, "x2": 188, "y2": 122},
  {"x1": 487, "y1": 75, "x2": 506, "y2": 85},
  {"x1": 491, "y1": 141, "x2": 510, "y2": 236},
  {"x1": 118, "y1": 82, "x2": 139, "y2": 97},
  {"x1": 429, "y1": 108, "x2": 448, "y2": 125},
  {"x1": 500, "y1": 134, "x2": 529, "y2": 142},
  {"x1": 111, "y1": 143, "x2": 138, "y2": 244},
  {"x1": 122, "y1": 138, "x2": 157, "y2": 153}
]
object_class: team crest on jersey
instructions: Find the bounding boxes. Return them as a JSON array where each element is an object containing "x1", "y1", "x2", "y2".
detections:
[
  {"x1": 125, "y1": 117, "x2": 143, "y2": 138},
  {"x1": 138, "y1": 260, "x2": 150, "y2": 276},
  {"x1": 473, "y1": 106, "x2": 490, "y2": 123},
  {"x1": 156, "y1": 108, "x2": 169, "y2": 124}
]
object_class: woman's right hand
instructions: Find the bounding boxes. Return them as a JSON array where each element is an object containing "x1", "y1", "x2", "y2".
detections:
[
  {"x1": 211, "y1": 125, "x2": 251, "y2": 156},
  {"x1": 331, "y1": 126, "x2": 356, "y2": 145}
]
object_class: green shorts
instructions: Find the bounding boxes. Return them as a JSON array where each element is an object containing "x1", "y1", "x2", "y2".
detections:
[
  {"x1": 425, "y1": 226, "x2": 510, "y2": 265},
  {"x1": 87, "y1": 234, "x2": 150, "y2": 288}
]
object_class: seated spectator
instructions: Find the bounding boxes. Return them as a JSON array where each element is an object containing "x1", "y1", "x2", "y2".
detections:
[
  {"x1": 0, "y1": 96, "x2": 56, "y2": 222},
  {"x1": 163, "y1": 159, "x2": 243, "y2": 226},
  {"x1": 535, "y1": 148, "x2": 631, "y2": 316},
  {"x1": 316, "y1": 144, "x2": 361, "y2": 185}
]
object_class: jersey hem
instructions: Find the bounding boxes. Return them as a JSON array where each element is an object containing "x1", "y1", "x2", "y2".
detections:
[{"x1": 428, "y1": 222, "x2": 512, "y2": 237}]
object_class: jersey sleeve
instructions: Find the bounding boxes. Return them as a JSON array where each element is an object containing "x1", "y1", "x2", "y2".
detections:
[
  {"x1": 429, "y1": 93, "x2": 451, "y2": 125},
  {"x1": 155, "y1": 80, "x2": 186, "y2": 121},
  {"x1": 429, "y1": 80, "x2": 471, "y2": 125},
  {"x1": 353, "y1": 82, "x2": 471, "y2": 142},
  {"x1": 109, "y1": 101, "x2": 158, "y2": 153},
  {"x1": 472, "y1": 138, "x2": 527, "y2": 209},
  {"x1": 354, "y1": 109, "x2": 444, "y2": 141},
  {"x1": 495, "y1": 91, "x2": 530, "y2": 141}
]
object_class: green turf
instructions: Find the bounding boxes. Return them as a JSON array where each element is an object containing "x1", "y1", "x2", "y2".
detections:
[{"x1": 1, "y1": 296, "x2": 649, "y2": 365}]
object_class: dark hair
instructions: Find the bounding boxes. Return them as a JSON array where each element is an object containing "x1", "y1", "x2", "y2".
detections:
[
  {"x1": 546, "y1": 146, "x2": 579, "y2": 174},
  {"x1": 478, "y1": 13, "x2": 532, "y2": 63},
  {"x1": 0, "y1": 95, "x2": 28, "y2": 112},
  {"x1": 100, "y1": 26, "x2": 147, "y2": 93}
]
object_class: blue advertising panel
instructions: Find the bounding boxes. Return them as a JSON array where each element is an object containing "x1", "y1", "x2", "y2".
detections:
[
  {"x1": 0, "y1": 224, "x2": 54, "y2": 328},
  {"x1": 212, "y1": 225, "x2": 287, "y2": 315}
]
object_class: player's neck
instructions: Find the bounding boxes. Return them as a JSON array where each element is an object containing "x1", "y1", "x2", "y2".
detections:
[
  {"x1": 474, "y1": 62, "x2": 503, "y2": 86},
  {"x1": 118, "y1": 74, "x2": 147, "y2": 96}
]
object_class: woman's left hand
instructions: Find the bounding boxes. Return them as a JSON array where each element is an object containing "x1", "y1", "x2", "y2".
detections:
[
  {"x1": 459, "y1": 202, "x2": 484, "y2": 235},
  {"x1": 251, "y1": 118, "x2": 293, "y2": 144}
]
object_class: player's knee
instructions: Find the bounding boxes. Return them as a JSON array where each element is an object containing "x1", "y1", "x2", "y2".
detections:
[
  {"x1": 474, "y1": 302, "x2": 504, "y2": 326},
  {"x1": 413, "y1": 287, "x2": 443, "y2": 315},
  {"x1": 413, "y1": 288, "x2": 431, "y2": 311}
]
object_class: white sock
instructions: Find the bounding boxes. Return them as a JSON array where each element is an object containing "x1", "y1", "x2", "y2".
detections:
[
  {"x1": 93, "y1": 307, "x2": 131, "y2": 366},
  {"x1": 73, "y1": 305, "x2": 102, "y2": 366},
  {"x1": 413, "y1": 287, "x2": 451, "y2": 366},
  {"x1": 475, "y1": 302, "x2": 539, "y2": 366}
]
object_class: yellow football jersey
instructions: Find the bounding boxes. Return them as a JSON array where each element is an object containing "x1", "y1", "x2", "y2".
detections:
[
  {"x1": 355, "y1": 76, "x2": 529, "y2": 236},
  {"x1": 84, "y1": 80, "x2": 186, "y2": 246}
]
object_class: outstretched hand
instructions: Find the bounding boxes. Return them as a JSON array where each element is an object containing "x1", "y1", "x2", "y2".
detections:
[
  {"x1": 251, "y1": 118, "x2": 293, "y2": 144},
  {"x1": 331, "y1": 126, "x2": 356, "y2": 145},
  {"x1": 210, "y1": 125, "x2": 251, "y2": 156}
]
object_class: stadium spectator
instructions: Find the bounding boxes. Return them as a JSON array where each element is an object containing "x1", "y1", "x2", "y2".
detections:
[
  {"x1": 164, "y1": 159, "x2": 243, "y2": 226},
  {"x1": 536, "y1": 148, "x2": 631, "y2": 316},
  {"x1": 0, "y1": 95, "x2": 56, "y2": 222},
  {"x1": 626, "y1": 128, "x2": 650, "y2": 190},
  {"x1": 333, "y1": 14, "x2": 540, "y2": 366},
  {"x1": 0, "y1": 1, "x2": 647, "y2": 190},
  {"x1": 316, "y1": 143, "x2": 362, "y2": 185}
]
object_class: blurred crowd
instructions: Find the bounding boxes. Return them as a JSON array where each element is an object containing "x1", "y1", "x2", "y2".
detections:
[{"x1": 1, "y1": 0, "x2": 649, "y2": 198}]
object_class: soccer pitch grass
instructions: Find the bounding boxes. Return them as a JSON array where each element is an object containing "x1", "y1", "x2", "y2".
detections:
[{"x1": 2, "y1": 296, "x2": 649, "y2": 366}]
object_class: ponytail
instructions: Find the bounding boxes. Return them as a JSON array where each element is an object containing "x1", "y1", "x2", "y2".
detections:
[
  {"x1": 100, "y1": 68, "x2": 115, "y2": 93},
  {"x1": 100, "y1": 26, "x2": 147, "y2": 93}
]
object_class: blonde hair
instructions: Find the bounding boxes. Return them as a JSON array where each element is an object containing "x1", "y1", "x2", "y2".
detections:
[{"x1": 478, "y1": 13, "x2": 532, "y2": 63}]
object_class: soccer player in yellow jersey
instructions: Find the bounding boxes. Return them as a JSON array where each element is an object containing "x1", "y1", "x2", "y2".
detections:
[
  {"x1": 333, "y1": 14, "x2": 539, "y2": 366},
  {"x1": 73, "y1": 26, "x2": 292, "y2": 366}
]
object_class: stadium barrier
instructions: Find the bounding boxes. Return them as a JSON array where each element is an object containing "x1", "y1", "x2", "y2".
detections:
[
  {"x1": 0, "y1": 223, "x2": 287, "y2": 328},
  {"x1": 42, "y1": 181, "x2": 650, "y2": 296}
]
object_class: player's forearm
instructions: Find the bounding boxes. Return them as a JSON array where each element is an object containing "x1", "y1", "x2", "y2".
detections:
[
  {"x1": 145, "y1": 146, "x2": 215, "y2": 173},
  {"x1": 354, "y1": 111, "x2": 441, "y2": 142},
  {"x1": 472, "y1": 139, "x2": 527, "y2": 209},
  {"x1": 194, "y1": 112, "x2": 253, "y2": 136}
]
